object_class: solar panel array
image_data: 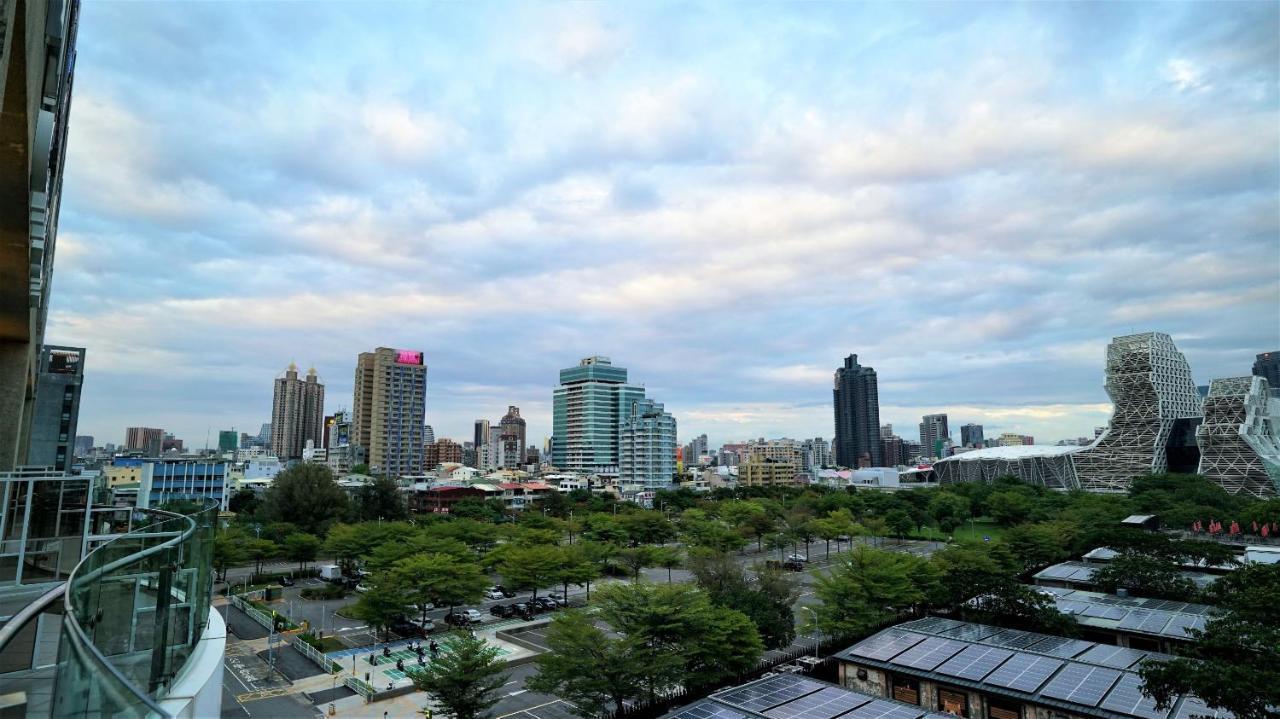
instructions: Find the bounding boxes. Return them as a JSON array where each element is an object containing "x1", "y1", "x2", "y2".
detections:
[
  {"x1": 762, "y1": 687, "x2": 869, "y2": 719},
  {"x1": 1098, "y1": 673, "x2": 1171, "y2": 719},
  {"x1": 1044, "y1": 588, "x2": 1218, "y2": 641},
  {"x1": 1034, "y1": 562, "x2": 1098, "y2": 581},
  {"x1": 670, "y1": 702, "x2": 750, "y2": 719},
  {"x1": 716, "y1": 675, "x2": 825, "y2": 712},
  {"x1": 845, "y1": 619, "x2": 1219, "y2": 719},
  {"x1": 1039, "y1": 663, "x2": 1121, "y2": 706}
]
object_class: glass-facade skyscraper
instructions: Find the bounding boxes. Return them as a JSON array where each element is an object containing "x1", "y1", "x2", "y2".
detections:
[
  {"x1": 552, "y1": 356, "x2": 645, "y2": 476},
  {"x1": 619, "y1": 398, "x2": 677, "y2": 492}
]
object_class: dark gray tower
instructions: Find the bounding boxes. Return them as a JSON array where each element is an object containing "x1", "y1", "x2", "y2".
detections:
[
  {"x1": 833, "y1": 355, "x2": 883, "y2": 468},
  {"x1": 1253, "y1": 351, "x2": 1279, "y2": 388}
]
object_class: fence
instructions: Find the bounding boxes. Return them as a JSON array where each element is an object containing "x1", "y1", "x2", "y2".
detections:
[
  {"x1": 344, "y1": 676, "x2": 374, "y2": 701},
  {"x1": 230, "y1": 594, "x2": 277, "y2": 632},
  {"x1": 291, "y1": 635, "x2": 343, "y2": 674}
]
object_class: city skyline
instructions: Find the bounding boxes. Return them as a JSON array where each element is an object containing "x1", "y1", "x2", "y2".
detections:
[{"x1": 49, "y1": 2, "x2": 1278, "y2": 450}]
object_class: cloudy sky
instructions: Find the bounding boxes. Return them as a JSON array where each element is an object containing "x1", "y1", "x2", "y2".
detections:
[{"x1": 51, "y1": 2, "x2": 1278, "y2": 451}]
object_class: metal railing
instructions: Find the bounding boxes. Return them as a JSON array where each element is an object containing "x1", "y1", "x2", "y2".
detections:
[{"x1": 51, "y1": 501, "x2": 218, "y2": 718}]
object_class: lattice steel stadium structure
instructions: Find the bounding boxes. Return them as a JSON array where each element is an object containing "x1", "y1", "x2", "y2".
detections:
[
  {"x1": 1196, "y1": 376, "x2": 1280, "y2": 498},
  {"x1": 934, "y1": 332, "x2": 1280, "y2": 497},
  {"x1": 1071, "y1": 332, "x2": 1203, "y2": 492}
]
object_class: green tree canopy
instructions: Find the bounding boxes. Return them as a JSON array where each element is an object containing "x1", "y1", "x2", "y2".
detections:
[
  {"x1": 260, "y1": 463, "x2": 349, "y2": 535},
  {"x1": 283, "y1": 532, "x2": 321, "y2": 571},
  {"x1": 812, "y1": 546, "x2": 938, "y2": 636},
  {"x1": 1140, "y1": 563, "x2": 1280, "y2": 719},
  {"x1": 528, "y1": 611, "x2": 663, "y2": 717},
  {"x1": 405, "y1": 632, "x2": 509, "y2": 719},
  {"x1": 353, "y1": 476, "x2": 408, "y2": 522}
]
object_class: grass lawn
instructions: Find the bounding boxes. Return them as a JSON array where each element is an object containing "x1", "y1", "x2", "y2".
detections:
[{"x1": 905, "y1": 519, "x2": 1007, "y2": 543}]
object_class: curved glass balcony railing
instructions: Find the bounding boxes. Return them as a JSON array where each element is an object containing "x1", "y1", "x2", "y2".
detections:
[{"x1": 53, "y1": 501, "x2": 217, "y2": 718}]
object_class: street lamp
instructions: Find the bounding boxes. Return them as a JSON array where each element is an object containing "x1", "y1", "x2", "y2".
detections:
[{"x1": 801, "y1": 606, "x2": 820, "y2": 661}]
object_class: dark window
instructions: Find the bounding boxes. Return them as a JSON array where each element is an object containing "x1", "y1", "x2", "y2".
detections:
[
  {"x1": 1127, "y1": 636, "x2": 1161, "y2": 652},
  {"x1": 891, "y1": 675, "x2": 920, "y2": 705},
  {"x1": 987, "y1": 699, "x2": 1020, "y2": 719},
  {"x1": 938, "y1": 688, "x2": 968, "y2": 717}
]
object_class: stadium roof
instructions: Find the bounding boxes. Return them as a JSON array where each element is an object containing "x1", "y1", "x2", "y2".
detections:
[
  {"x1": 834, "y1": 618, "x2": 1231, "y2": 719},
  {"x1": 932, "y1": 445, "x2": 1082, "y2": 461},
  {"x1": 662, "y1": 674, "x2": 952, "y2": 719},
  {"x1": 1035, "y1": 587, "x2": 1218, "y2": 640}
]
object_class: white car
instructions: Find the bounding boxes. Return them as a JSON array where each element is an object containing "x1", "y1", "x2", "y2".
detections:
[
  {"x1": 484, "y1": 589, "x2": 505, "y2": 600},
  {"x1": 786, "y1": 554, "x2": 808, "y2": 563},
  {"x1": 462, "y1": 609, "x2": 483, "y2": 623},
  {"x1": 355, "y1": 583, "x2": 371, "y2": 593}
]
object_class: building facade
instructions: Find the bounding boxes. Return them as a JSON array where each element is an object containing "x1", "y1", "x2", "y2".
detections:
[
  {"x1": 618, "y1": 398, "x2": 677, "y2": 492},
  {"x1": 833, "y1": 355, "x2": 883, "y2": 468},
  {"x1": 1073, "y1": 332, "x2": 1203, "y2": 492},
  {"x1": 139, "y1": 460, "x2": 230, "y2": 510},
  {"x1": 1253, "y1": 351, "x2": 1280, "y2": 388},
  {"x1": 217, "y1": 430, "x2": 238, "y2": 453},
  {"x1": 1196, "y1": 376, "x2": 1280, "y2": 498},
  {"x1": 270, "y1": 363, "x2": 325, "y2": 460},
  {"x1": 739, "y1": 456, "x2": 800, "y2": 486},
  {"x1": 918, "y1": 414, "x2": 950, "y2": 459},
  {"x1": 25, "y1": 346, "x2": 84, "y2": 471},
  {"x1": 124, "y1": 427, "x2": 164, "y2": 457},
  {"x1": 498, "y1": 405, "x2": 527, "y2": 468},
  {"x1": 551, "y1": 356, "x2": 644, "y2": 475},
  {"x1": 960, "y1": 423, "x2": 984, "y2": 448},
  {"x1": 472, "y1": 419, "x2": 489, "y2": 468},
  {"x1": 353, "y1": 348, "x2": 427, "y2": 477},
  {"x1": 0, "y1": 1, "x2": 80, "y2": 473}
]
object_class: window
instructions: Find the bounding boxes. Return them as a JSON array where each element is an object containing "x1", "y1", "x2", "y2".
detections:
[
  {"x1": 938, "y1": 688, "x2": 968, "y2": 717},
  {"x1": 891, "y1": 675, "x2": 920, "y2": 705},
  {"x1": 986, "y1": 699, "x2": 1020, "y2": 719}
]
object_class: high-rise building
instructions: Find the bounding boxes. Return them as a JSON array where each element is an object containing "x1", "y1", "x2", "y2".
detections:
[
  {"x1": 880, "y1": 424, "x2": 894, "y2": 439},
  {"x1": 739, "y1": 456, "x2": 800, "y2": 486},
  {"x1": 73, "y1": 435, "x2": 94, "y2": 456},
  {"x1": 423, "y1": 424, "x2": 435, "y2": 445},
  {"x1": 487, "y1": 425, "x2": 502, "y2": 470},
  {"x1": 271, "y1": 363, "x2": 325, "y2": 460},
  {"x1": 472, "y1": 419, "x2": 490, "y2": 469},
  {"x1": 618, "y1": 398, "x2": 677, "y2": 492},
  {"x1": 217, "y1": 430, "x2": 238, "y2": 453},
  {"x1": 0, "y1": 3, "x2": 80, "y2": 473},
  {"x1": 125, "y1": 427, "x2": 165, "y2": 457},
  {"x1": 353, "y1": 348, "x2": 427, "y2": 477},
  {"x1": 1253, "y1": 351, "x2": 1280, "y2": 388},
  {"x1": 998, "y1": 432, "x2": 1034, "y2": 447},
  {"x1": 686, "y1": 434, "x2": 709, "y2": 464},
  {"x1": 960, "y1": 423, "x2": 984, "y2": 448},
  {"x1": 551, "y1": 356, "x2": 644, "y2": 475},
  {"x1": 258, "y1": 422, "x2": 272, "y2": 448},
  {"x1": 435, "y1": 438, "x2": 463, "y2": 465},
  {"x1": 880, "y1": 435, "x2": 907, "y2": 467},
  {"x1": 25, "y1": 346, "x2": 84, "y2": 471},
  {"x1": 833, "y1": 355, "x2": 882, "y2": 468},
  {"x1": 919, "y1": 414, "x2": 950, "y2": 459},
  {"x1": 801, "y1": 437, "x2": 831, "y2": 471},
  {"x1": 324, "y1": 410, "x2": 364, "y2": 474},
  {"x1": 161, "y1": 433, "x2": 184, "y2": 453},
  {"x1": 499, "y1": 406, "x2": 527, "y2": 468}
]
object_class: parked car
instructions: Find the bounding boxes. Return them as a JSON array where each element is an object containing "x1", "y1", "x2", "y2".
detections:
[
  {"x1": 279, "y1": 576, "x2": 295, "y2": 587},
  {"x1": 408, "y1": 617, "x2": 435, "y2": 634},
  {"x1": 490, "y1": 604, "x2": 511, "y2": 618},
  {"x1": 782, "y1": 560, "x2": 806, "y2": 572},
  {"x1": 511, "y1": 603, "x2": 534, "y2": 620},
  {"x1": 547, "y1": 590, "x2": 569, "y2": 603},
  {"x1": 495, "y1": 585, "x2": 516, "y2": 598},
  {"x1": 484, "y1": 589, "x2": 505, "y2": 600},
  {"x1": 355, "y1": 582, "x2": 371, "y2": 593},
  {"x1": 445, "y1": 609, "x2": 483, "y2": 626},
  {"x1": 391, "y1": 616, "x2": 423, "y2": 637},
  {"x1": 462, "y1": 608, "x2": 483, "y2": 623},
  {"x1": 786, "y1": 554, "x2": 808, "y2": 563},
  {"x1": 533, "y1": 597, "x2": 559, "y2": 611}
]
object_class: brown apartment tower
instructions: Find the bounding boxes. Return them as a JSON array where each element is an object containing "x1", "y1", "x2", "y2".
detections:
[
  {"x1": 352, "y1": 348, "x2": 427, "y2": 477},
  {"x1": 271, "y1": 362, "x2": 325, "y2": 460}
]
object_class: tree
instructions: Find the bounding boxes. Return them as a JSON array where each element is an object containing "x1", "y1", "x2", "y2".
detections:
[
  {"x1": 652, "y1": 546, "x2": 683, "y2": 583},
  {"x1": 213, "y1": 529, "x2": 248, "y2": 582},
  {"x1": 351, "y1": 579, "x2": 407, "y2": 642},
  {"x1": 283, "y1": 533, "x2": 321, "y2": 571},
  {"x1": 1092, "y1": 553, "x2": 1197, "y2": 601},
  {"x1": 927, "y1": 492, "x2": 971, "y2": 534},
  {"x1": 594, "y1": 582, "x2": 763, "y2": 693},
  {"x1": 228, "y1": 488, "x2": 259, "y2": 516},
  {"x1": 555, "y1": 545, "x2": 601, "y2": 600},
  {"x1": 987, "y1": 489, "x2": 1036, "y2": 527},
  {"x1": 1140, "y1": 563, "x2": 1280, "y2": 719},
  {"x1": 260, "y1": 463, "x2": 350, "y2": 535},
  {"x1": 930, "y1": 542, "x2": 1017, "y2": 612},
  {"x1": 619, "y1": 511, "x2": 676, "y2": 546},
  {"x1": 812, "y1": 547, "x2": 937, "y2": 636},
  {"x1": 688, "y1": 551, "x2": 799, "y2": 650},
  {"x1": 497, "y1": 544, "x2": 562, "y2": 599},
  {"x1": 615, "y1": 545, "x2": 659, "y2": 582},
  {"x1": 392, "y1": 553, "x2": 488, "y2": 623},
  {"x1": 528, "y1": 611, "x2": 657, "y2": 717},
  {"x1": 354, "y1": 476, "x2": 408, "y2": 521},
  {"x1": 884, "y1": 509, "x2": 913, "y2": 541},
  {"x1": 965, "y1": 579, "x2": 1079, "y2": 636},
  {"x1": 405, "y1": 632, "x2": 508, "y2": 719},
  {"x1": 1002, "y1": 521, "x2": 1073, "y2": 572},
  {"x1": 244, "y1": 538, "x2": 279, "y2": 575}
]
